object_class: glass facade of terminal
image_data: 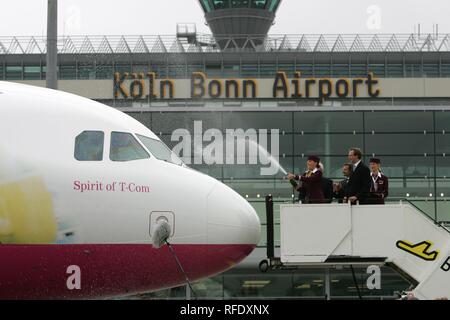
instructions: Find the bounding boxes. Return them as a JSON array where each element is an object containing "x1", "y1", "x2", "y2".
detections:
[
  {"x1": 2, "y1": 59, "x2": 450, "y2": 80},
  {"x1": 122, "y1": 108, "x2": 449, "y2": 300},
  {"x1": 132, "y1": 266, "x2": 410, "y2": 300},
  {"x1": 126, "y1": 110, "x2": 450, "y2": 225}
]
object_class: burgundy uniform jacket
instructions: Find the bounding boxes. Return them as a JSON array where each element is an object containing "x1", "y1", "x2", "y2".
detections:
[
  {"x1": 295, "y1": 169, "x2": 325, "y2": 204},
  {"x1": 369, "y1": 173, "x2": 389, "y2": 205}
]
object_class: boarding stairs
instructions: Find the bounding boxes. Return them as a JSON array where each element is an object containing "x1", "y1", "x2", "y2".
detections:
[{"x1": 262, "y1": 198, "x2": 450, "y2": 300}]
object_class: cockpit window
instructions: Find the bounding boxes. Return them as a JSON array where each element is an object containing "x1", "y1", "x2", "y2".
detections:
[
  {"x1": 74, "y1": 131, "x2": 104, "y2": 161},
  {"x1": 136, "y1": 134, "x2": 184, "y2": 166},
  {"x1": 110, "y1": 132, "x2": 150, "y2": 162}
]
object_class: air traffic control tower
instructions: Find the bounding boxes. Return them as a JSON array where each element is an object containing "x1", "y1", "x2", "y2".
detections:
[{"x1": 197, "y1": 0, "x2": 282, "y2": 49}]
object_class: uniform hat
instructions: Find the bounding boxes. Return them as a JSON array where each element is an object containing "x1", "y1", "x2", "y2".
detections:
[
  {"x1": 370, "y1": 158, "x2": 381, "y2": 164},
  {"x1": 308, "y1": 155, "x2": 320, "y2": 163}
]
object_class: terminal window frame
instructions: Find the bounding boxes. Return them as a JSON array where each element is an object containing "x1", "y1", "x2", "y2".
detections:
[
  {"x1": 23, "y1": 66, "x2": 42, "y2": 80},
  {"x1": 74, "y1": 131, "x2": 105, "y2": 162},
  {"x1": 5, "y1": 65, "x2": 22, "y2": 80},
  {"x1": 110, "y1": 131, "x2": 150, "y2": 162}
]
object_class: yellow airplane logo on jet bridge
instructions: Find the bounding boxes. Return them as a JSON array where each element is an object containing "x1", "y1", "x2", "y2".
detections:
[{"x1": 396, "y1": 240, "x2": 440, "y2": 261}]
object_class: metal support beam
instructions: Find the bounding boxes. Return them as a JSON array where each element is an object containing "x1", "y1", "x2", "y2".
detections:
[{"x1": 46, "y1": 0, "x2": 58, "y2": 89}]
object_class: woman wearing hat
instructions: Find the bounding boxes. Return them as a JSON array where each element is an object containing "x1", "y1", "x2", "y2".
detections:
[{"x1": 287, "y1": 156, "x2": 325, "y2": 204}]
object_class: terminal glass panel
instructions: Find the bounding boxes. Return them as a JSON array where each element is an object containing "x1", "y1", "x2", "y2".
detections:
[
  {"x1": 96, "y1": 64, "x2": 113, "y2": 79},
  {"x1": 369, "y1": 64, "x2": 385, "y2": 77},
  {"x1": 332, "y1": 64, "x2": 350, "y2": 77},
  {"x1": 350, "y1": 64, "x2": 368, "y2": 77},
  {"x1": 129, "y1": 109, "x2": 450, "y2": 226},
  {"x1": 405, "y1": 63, "x2": 422, "y2": 77},
  {"x1": 5, "y1": 66, "x2": 22, "y2": 80},
  {"x1": 441, "y1": 64, "x2": 450, "y2": 77},
  {"x1": 315, "y1": 64, "x2": 331, "y2": 77},
  {"x1": 241, "y1": 63, "x2": 258, "y2": 77},
  {"x1": 78, "y1": 63, "x2": 96, "y2": 80},
  {"x1": 387, "y1": 64, "x2": 404, "y2": 77},
  {"x1": 297, "y1": 64, "x2": 314, "y2": 77},
  {"x1": 24, "y1": 66, "x2": 41, "y2": 80},
  {"x1": 423, "y1": 64, "x2": 439, "y2": 77},
  {"x1": 59, "y1": 64, "x2": 77, "y2": 79}
]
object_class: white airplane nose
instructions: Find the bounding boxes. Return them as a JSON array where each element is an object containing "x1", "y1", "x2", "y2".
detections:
[{"x1": 206, "y1": 182, "x2": 261, "y2": 247}]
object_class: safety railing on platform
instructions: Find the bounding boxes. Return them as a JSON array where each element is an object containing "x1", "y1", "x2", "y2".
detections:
[{"x1": 253, "y1": 197, "x2": 450, "y2": 249}]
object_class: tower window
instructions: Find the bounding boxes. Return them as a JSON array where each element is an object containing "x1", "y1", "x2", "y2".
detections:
[
  {"x1": 251, "y1": 0, "x2": 267, "y2": 9},
  {"x1": 200, "y1": 0, "x2": 212, "y2": 12},
  {"x1": 212, "y1": 0, "x2": 230, "y2": 9},
  {"x1": 268, "y1": 0, "x2": 280, "y2": 12},
  {"x1": 231, "y1": 0, "x2": 250, "y2": 8}
]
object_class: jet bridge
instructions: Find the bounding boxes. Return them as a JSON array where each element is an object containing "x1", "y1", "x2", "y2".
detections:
[{"x1": 261, "y1": 197, "x2": 450, "y2": 300}]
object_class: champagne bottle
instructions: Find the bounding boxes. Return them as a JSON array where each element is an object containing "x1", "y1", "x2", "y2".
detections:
[{"x1": 289, "y1": 179, "x2": 298, "y2": 188}]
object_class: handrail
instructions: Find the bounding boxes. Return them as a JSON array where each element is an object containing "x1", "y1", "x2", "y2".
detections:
[
  {"x1": 403, "y1": 199, "x2": 450, "y2": 235},
  {"x1": 255, "y1": 197, "x2": 450, "y2": 226}
]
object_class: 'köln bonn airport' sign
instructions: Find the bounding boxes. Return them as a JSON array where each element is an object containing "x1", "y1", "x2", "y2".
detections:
[{"x1": 113, "y1": 71, "x2": 381, "y2": 102}]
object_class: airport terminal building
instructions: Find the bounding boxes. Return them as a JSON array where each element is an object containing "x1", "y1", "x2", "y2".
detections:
[{"x1": 1, "y1": 0, "x2": 450, "y2": 299}]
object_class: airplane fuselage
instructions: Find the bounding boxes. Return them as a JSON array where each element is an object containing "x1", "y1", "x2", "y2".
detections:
[{"x1": 0, "y1": 82, "x2": 260, "y2": 299}]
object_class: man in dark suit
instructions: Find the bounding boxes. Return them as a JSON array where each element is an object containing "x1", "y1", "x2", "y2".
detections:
[
  {"x1": 345, "y1": 148, "x2": 371, "y2": 205},
  {"x1": 368, "y1": 158, "x2": 389, "y2": 205},
  {"x1": 333, "y1": 163, "x2": 352, "y2": 203},
  {"x1": 316, "y1": 162, "x2": 334, "y2": 204},
  {"x1": 322, "y1": 177, "x2": 334, "y2": 204}
]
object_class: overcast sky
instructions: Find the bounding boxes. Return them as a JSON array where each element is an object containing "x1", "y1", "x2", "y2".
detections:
[{"x1": 1, "y1": 0, "x2": 450, "y2": 36}]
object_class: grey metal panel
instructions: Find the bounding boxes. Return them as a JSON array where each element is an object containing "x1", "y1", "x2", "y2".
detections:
[{"x1": 204, "y1": 8, "x2": 276, "y2": 36}]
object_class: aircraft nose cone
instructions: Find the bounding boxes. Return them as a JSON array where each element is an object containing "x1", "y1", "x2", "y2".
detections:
[{"x1": 207, "y1": 183, "x2": 261, "y2": 249}]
